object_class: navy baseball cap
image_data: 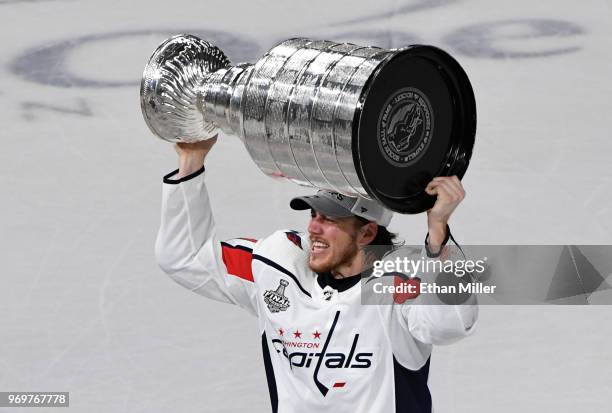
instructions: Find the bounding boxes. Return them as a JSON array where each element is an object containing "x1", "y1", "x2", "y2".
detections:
[{"x1": 290, "y1": 190, "x2": 393, "y2": 227}]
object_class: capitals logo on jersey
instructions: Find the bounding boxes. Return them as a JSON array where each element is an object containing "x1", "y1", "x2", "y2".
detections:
[{"x1": 271, "y1": 311, "x2": 373, "y2": 396}]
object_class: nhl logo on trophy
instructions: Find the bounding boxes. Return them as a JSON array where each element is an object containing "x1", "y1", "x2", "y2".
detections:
[
  {"x1": 378, "y1": 87, "x2": 434, "y2": 167},
  {"x1": 140, "y1": 35, "x2": 476, "y2": 213}
]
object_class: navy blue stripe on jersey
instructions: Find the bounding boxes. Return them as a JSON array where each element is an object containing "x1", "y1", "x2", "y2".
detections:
[
  {"x1": 393, "y1": 356, "x2": 432, "y2": 413},
  {"x1": 162, "y1": 166, "x2": 205, "y2": 184},
  {"x1": 313, "y1": 310, "x2": 341, "y2": 396},
  {"x1": 317, "y1": 271, "x2": 361, "y2": 292},
  {"x1": 220, "y1": 242, "x2": 253, "y2": 253},
  {"x1": 424, "y1": 225, "x2": 451, "y2": 258},
  {"x1": 262, "y1": 332, "x2": 279, "y2": 413},
  {"x1": 252, "y1": 254, "x2": 311, "y2": 297}
]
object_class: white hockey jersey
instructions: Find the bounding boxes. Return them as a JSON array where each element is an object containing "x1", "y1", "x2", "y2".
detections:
[{"x1": 155, "y1": 167, "x2": 478, "y2": 413}]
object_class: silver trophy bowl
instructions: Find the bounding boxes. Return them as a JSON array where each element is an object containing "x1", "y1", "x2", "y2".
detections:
[{"x1": 141, "y1": 34, "x2": 476, "y2": 213}]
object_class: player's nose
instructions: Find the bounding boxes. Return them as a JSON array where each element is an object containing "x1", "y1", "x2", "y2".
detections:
[{"x1": 308, "y1": 215, "x2": 324, "y2": 235}]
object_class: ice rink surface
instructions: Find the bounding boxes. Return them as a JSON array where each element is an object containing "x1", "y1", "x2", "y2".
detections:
[{"x1": 1, "y1": 0, "x2": 611, "y2": 411}]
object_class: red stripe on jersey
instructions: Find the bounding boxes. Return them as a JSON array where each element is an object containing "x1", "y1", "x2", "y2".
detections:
[
  {"x1": 333, "y1": 382, "x2": 346, "y2": 388},
  {"x1": 221, "y1": 244, "x2": 254, "y2": 282}
]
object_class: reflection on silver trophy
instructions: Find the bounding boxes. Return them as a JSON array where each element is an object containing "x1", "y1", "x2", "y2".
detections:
[{"x1": 140, "y1": 35, "x2": 476, "y2": 213}]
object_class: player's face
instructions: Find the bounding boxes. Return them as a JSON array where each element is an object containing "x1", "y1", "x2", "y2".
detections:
[{"x1": 307, "y1": 210, "x2": 362, "y2": 274}]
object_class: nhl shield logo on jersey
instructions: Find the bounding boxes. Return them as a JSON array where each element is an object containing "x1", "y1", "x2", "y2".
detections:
[
  {"x1": 322, "y1": 286, "x2": 336, "y2": 301},
  {"x1": 264, "y1": 279, "x2": 291, "y2": 313}
]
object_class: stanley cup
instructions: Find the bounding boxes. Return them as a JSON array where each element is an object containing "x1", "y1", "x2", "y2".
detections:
[{"x1": 141, "y1": 35, "x2": 476, "y2": 213}]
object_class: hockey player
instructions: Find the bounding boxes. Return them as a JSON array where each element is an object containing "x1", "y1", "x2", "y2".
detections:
[{"x1": 155, "y1": 137, "x2": 478, "y2": 413}]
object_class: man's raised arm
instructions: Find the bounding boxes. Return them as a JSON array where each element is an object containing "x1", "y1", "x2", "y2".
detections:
[
  {"x1": 155, "y1": 137, "x2": 259, "y2": 316},
  {"x1": 406, "y1": 176, "x2": 478, "y2": 345}
]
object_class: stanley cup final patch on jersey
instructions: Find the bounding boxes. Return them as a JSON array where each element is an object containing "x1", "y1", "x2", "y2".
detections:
[{"x1": 264, "y1": 279, "x2": 291, "y2": 313}]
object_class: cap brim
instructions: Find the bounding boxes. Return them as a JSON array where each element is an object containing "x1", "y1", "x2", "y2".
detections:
[{"x1": 290, "y1": 195, "x2": 354, "y2": 219}]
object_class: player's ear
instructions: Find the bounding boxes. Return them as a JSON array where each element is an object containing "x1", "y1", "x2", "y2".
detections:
[{"x1": 358, "y1": 221, "x2": 378, "y2": 247}]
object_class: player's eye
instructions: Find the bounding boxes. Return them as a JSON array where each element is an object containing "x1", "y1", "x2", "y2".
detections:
[{"x1": 310, "y1": 210, "x2": 336, "y2": 223}]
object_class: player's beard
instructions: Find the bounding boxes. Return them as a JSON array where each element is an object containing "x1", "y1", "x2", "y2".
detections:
[{"x1": 308, "y1": 238, "x2": 360, "y2": 275}]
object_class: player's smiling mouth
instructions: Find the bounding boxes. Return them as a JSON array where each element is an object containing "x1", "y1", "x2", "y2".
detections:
[{"x1": 310, "y1": 239, "x2": 329, "y2": 254}]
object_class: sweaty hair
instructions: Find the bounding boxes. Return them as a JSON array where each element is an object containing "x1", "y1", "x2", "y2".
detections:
[
  {"x1": 354, "y1": 216, "x2": 402, "y2": 266},
  {"x1": 355, "y1": 216, "x2": 399, "y2": 245}
]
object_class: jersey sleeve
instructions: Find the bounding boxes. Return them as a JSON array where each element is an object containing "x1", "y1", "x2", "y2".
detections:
[
  {"x1": 387, "y1": 229, "x2": 478, "y2": 367},
  {"x1": 154, "y1": 167, "x2": 259, "y2": 316},
  {"x1": 409, "y1": 232, "x2": 477, "y2": 341}
]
